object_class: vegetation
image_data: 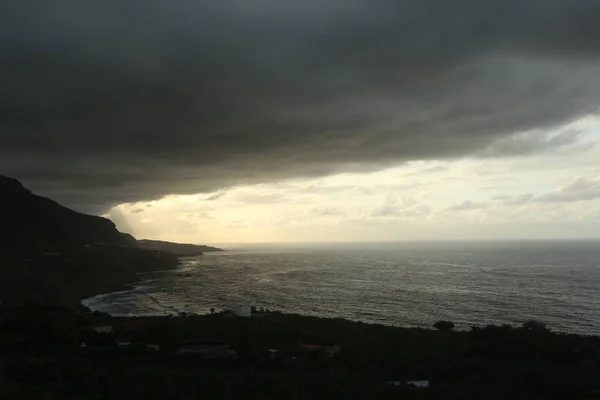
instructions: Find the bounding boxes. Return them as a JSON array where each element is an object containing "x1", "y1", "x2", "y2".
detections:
[
  {"x1": 433, "y1": 320, "x2": 455, "y2": 332},
  {"x1": 1, "y1": 308, "x2": 599, "y2": 399}
]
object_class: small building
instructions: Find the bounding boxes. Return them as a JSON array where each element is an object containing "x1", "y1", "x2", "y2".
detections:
[
  {"x1": 82, "y1": 320, "x2": 115, "y2": 334},
  {"x1": 385, "y1": 380, "x2": 429, "y2": 389},
  {"x1": 232, "y1": 304, "x2": 251, "y2": 317},
  {"x1": 92, "y1": 325, "x2": 114, "y2": 334},
  {"x1": 267, "y1": 348, "x2": 280, "y2": 360},
  {"x1": 408, "y1": 381, "x2": 429, "y2": 389}
]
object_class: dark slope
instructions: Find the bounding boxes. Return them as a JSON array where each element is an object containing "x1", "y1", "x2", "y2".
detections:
[
  {"x1": 0, "y1": 174, "x2": 131, "y2": 255},
  {"x1": 0, "y1": 175, "x2": 178, "y2": 306}
]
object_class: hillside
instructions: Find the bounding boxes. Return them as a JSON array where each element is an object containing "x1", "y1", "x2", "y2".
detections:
[
  {"x1": 0, "y1": 174, "x2": 132, "y2": 255},
  {"x1": 137, "y1": 239, "x2": 223, "y2": 256},
  {"x1": 0, "y1": 175, "x2": 181, "y2": 306}
]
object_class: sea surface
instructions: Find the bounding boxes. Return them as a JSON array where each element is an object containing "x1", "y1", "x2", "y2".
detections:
[{"x1": 82, "y1": 241, "x2": 600, "y2": 335}]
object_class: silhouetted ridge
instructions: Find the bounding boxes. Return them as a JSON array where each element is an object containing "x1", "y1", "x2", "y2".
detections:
[
  {"x1": 137, "y1": 239, "x2": 223, "y2": 256},
  {"x1": 0, "y1": 174, "x2": 27, "y2": 192},
  {"x1": 0, "y1": 174, "x2": 132, "y2": 255}
]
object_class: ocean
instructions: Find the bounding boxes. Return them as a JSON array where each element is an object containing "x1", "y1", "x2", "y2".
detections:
[{"x1": 82, "y1": 240, "x2": 600, "y2": 335}]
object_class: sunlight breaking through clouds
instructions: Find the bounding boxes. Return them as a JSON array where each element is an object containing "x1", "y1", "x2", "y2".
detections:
[{"x1": 108, "y1": 126, "x2": 600, "y2": 243}]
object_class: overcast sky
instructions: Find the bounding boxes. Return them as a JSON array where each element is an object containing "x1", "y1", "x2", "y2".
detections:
[{"x1": 3, "y1": 1, "x2": 600, "y2": 242}]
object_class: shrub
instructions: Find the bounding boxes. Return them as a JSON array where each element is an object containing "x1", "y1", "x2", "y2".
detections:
[{"x1": 433, "y1": 321, "x2": 455, "y2": 332}]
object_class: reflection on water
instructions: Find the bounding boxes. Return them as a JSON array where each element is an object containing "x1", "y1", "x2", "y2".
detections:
[{"x1": 83, "y1": 241, "x2": 600, "y2": 335}]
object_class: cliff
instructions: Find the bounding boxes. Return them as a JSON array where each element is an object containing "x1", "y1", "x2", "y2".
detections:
[
  {"x1": 0, "y1": 174, "x2": 132, "y2": 255},
  {"x1": 0, "y1": 175, "x2": 179, "y2": 306}
]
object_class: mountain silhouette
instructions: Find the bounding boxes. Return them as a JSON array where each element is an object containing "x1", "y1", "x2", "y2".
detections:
[{"x1": 0, "y1": 174, "x2": 131, "y2": 255}]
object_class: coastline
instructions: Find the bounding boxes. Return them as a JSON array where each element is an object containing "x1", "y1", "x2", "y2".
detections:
[
  {"x1": 76, "y1": 250, "x2": 183, "y2": 309},
  {"x1": 80, "y1": 285, "x2": 147, "y2": 316},
  {"x1": 0, "y1": 246, "x2": 182, "y2": 308}
]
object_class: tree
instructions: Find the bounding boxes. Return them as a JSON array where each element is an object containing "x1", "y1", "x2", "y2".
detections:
[
  {"x1": 210, "y1": 308, "x2": 215, "y2": 314},
  {"x1": 433, "y1": 321, "x2": 455, "y2": 332}
]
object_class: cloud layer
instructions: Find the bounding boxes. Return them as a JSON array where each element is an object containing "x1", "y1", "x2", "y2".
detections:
[
  {"x1": 2, "y1": 1, "x2": 600, "y2": 211},
  {"x1": 110, "y1": 140, "x2": 600, "y2": 243}
]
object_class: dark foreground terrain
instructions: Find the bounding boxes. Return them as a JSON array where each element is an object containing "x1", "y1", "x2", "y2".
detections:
[{"x1": 1, "y1": 307, "x2": 599, "y2": 400}]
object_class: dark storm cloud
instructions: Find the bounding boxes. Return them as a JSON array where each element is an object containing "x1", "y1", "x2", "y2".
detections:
[
  {"x1": 2, "y1": 0, "x2": 600, "y2": 212},
  {"x1": 478, "y1": 130, "x2": 584, "y2": 157}
]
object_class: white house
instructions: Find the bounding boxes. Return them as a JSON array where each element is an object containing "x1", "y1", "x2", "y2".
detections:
[
  {"x1": 92, "y1": 325, "x2": 114, "y2": 334},
  {"x1": 386, "y1": 380, "x2": 429, "y2": 389},
  {"x1": 407, "y1": 381, "x2": 429, "y2": 389},
  {"x1": 232, "y1": 304, "x2": 251, "y2": 317}
]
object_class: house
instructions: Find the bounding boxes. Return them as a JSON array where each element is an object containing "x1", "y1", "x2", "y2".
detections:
[
  {"x1": 385, "y1": 380, "x2": 430, "y2": 389},
  {"x1": 82, "y1": 320, "x2": 115, "y2": 334},
  {"x1": 232, "y1": 304, "x2": 251, "y2": 317},
  {"x1": 93, "y1": 325, "x2": 114, "y2": 334},
  {"x1": 267, "y1": 348, "x2": 280, "y2": 360},
  {"x1": 408, "y1": 381, "x2": 429, "y2": 389}
]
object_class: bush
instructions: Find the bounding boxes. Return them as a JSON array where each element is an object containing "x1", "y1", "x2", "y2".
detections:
[{"x1": 433, "y1": 321, "x2": 455, "y2": 332}]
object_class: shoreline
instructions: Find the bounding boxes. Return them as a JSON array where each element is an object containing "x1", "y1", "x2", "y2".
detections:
[
  {"x1": 0, "y1": 246, "x2": 182, "y2": 308},
  {"x1": 78, "y1": 256, "x2": 600, "y2": 336},
  {"x1": 70, "y1": 250, "x2": 183, "y2": 308}
]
